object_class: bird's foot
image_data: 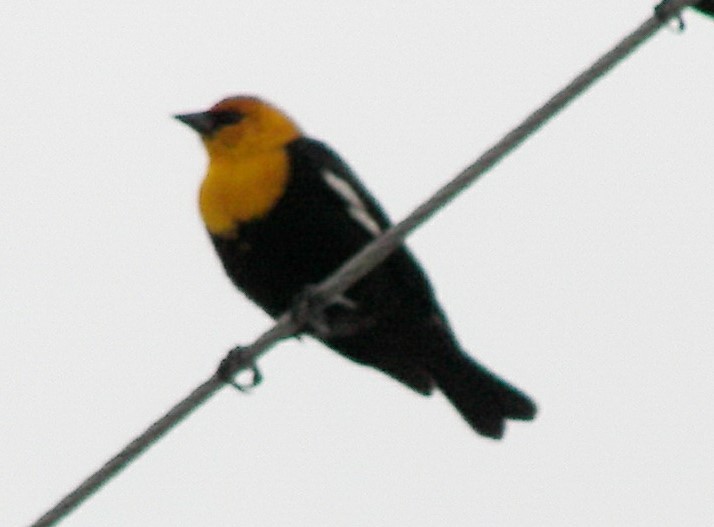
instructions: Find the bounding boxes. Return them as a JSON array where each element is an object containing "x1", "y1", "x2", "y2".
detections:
[
  {"x1": 218, "y1": 346, "x2": 263, "y2": 392},
  {"x1": 291, "y1": 285, "x2": 358, "y2": 340},
  {"x1": 654, "y1": 0, "x2": 686, "y2": 30}
]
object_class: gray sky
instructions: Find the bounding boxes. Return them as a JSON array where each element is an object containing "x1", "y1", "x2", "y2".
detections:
[{"x1": 2, "y1": 2, "x2": 713, "y2": 526}]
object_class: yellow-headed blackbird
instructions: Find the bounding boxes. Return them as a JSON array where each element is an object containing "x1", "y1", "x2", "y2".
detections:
[{"x1": 175, "y1": 96, "x2": 536, "y2": 438}]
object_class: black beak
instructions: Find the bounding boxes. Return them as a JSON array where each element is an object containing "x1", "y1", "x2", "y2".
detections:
[{"x1": 174, "y1": 111, "x2": 215, "y2": 135}]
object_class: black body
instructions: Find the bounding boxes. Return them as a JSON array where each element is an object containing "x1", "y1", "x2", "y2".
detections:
[
  {"x1": 211, "y1": 138, "x2": 536, "y2": 438},
  {"x1": 695, "y1": 1, "x2": 714, "y2": 17}
]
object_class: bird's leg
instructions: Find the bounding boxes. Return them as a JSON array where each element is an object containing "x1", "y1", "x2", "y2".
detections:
[
  {"x1": 654, "y1": 0, "x2": 686, "y2": 30},
  {"x1": 217, "y1": 346, "x2": 263, "y2": 392},
  {"x1": 290, "y1": 285, "x2": 360, "y2": 339}
]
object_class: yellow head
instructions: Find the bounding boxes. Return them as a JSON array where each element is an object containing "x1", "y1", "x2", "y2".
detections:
[
  {"x1": 175, "y1": 96, "x2": 302, "y2": 160},
  {"x1": 176, "y1": 96, "x2": 303, "y2": 236}
]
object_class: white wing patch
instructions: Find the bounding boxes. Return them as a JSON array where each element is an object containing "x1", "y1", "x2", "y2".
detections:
[{"x1": 322, "y1": 170, "x2": 382, "y2": 236}]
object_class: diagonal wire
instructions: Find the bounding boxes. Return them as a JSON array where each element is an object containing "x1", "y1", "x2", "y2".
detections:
[{"x1": 29, "y1": 1, "x2": 700, "y2": 526}]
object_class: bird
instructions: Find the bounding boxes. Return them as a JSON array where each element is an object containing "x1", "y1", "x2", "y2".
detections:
[{"x1": 175, "y1": 96, "x2": 536, "y2": 439}]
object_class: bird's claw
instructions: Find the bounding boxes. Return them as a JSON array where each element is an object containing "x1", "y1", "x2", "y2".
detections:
[
  {"x1": 331, "y1": 294, "x2": 357, "y2": 311},
  {"x1": 654, "y1": 0, "x2": 686, "y2": 31},
  {"x1": 291, "y1": 285, "x2": 357, "y2": 339},
  {"x1": 218, "y1": 346, "x2": 263, "y2": 392}
]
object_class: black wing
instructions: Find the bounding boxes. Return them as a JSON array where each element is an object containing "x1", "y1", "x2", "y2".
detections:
[{"x1": 287, "y1": 137, "x2": 393, "y2": 236}]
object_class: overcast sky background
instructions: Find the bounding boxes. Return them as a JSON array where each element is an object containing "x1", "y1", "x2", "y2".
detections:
[{"x1": 2, "y1": 2, "x2": 713, "y2": 526}]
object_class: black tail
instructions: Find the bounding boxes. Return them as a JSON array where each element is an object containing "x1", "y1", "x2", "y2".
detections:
[{"x1": 430, "y1": 350, "x2": 536, "y2": 439}]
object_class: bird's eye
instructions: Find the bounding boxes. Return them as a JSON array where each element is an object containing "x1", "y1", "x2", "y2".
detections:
[{"x1": 211, "y1": 111, "x2": 244, "y2": 129}]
